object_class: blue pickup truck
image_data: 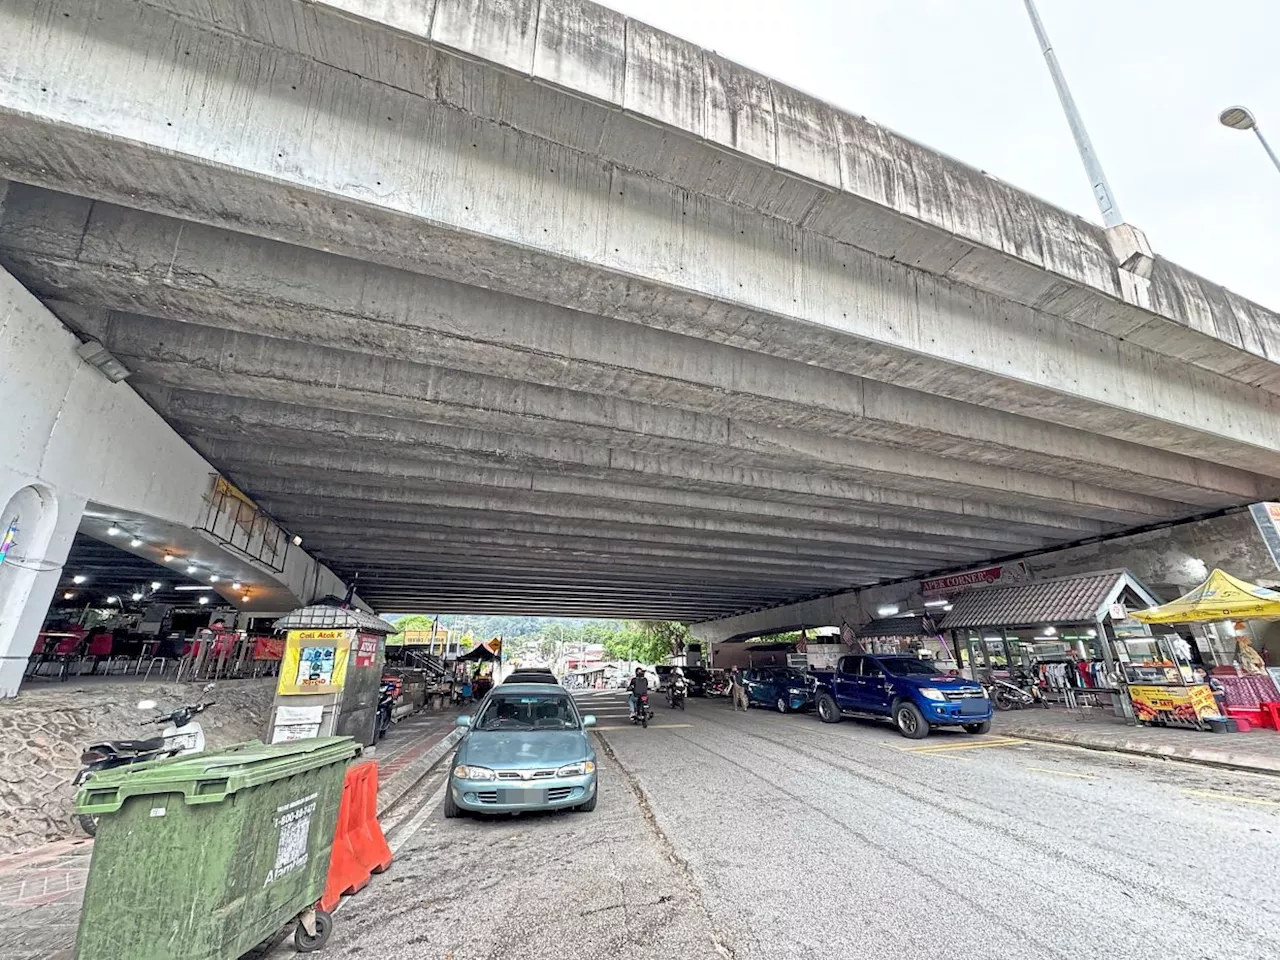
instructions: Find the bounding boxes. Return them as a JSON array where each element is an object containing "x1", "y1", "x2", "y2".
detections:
[{"x1": 810, "y1": 654, "x2": 992, "y2": 739}]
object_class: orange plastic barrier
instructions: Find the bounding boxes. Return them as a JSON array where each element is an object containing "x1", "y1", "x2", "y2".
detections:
[{"x1": 320, "y1": 761, "x2": 393, "y2": 912}]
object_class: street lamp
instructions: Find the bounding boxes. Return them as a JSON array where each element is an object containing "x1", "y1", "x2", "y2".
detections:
[{"x1": 1219, "y1": 105, "x2": 1280, "y2": 174}]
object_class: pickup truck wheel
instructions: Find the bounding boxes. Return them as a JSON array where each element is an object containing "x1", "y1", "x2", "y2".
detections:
[
  {"x1": 775, "y1": 697, "x2": 789, "y2": 714},
  {"x1": 894, "y1": 702, "x2": 930, "y2": 739},
  {"x1": 816, "y1": 694, "x2": 842, "y2": 724},
  {"x1": 963, "y1": 720, "x2": 992, "y2": 735}
]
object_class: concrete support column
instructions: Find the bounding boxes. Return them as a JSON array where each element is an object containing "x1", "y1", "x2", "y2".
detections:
[{"x1": 0, "y1": 481, "x2": 85, "y2": 696}]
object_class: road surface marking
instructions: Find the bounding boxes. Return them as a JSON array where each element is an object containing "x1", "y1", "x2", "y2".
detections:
[
  {"x1": 389, "y1": 781, "x2": 448, "y2": 854},
  {"x1": 898, "y1": 737, "x2": 1026, "y2": 754},
  {"x1": 1183, "y1": 789, "x2": 1280, "y2": 808},
  {"x1": 1026, "y1": 766, "x2": 1097, "y2": 780},
  {"x1": 594, "y1": 723, "x2": 695, "y2": 730}
]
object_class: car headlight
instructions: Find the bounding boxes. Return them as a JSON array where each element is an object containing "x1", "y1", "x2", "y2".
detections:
[
  {"x1": 788, "y1": 687, "x2": 808, "y2": 695},
  {"x1": 453, "y1": 764, "x2": 496, "y2": 781},
  {"x1": 918, "y1": 688, "x2": 947, "y2": 701},
  {"x1": 556, "y1": 761, "x2": 596, "y2": 777}
]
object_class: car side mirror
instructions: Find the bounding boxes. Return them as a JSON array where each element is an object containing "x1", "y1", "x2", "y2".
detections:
[
  {"x1": 582, "y1": 715, "x2": 597, "y2": 728},
  {"x1": 455, "y1": 715, "x2": 472, "y2": 727}
]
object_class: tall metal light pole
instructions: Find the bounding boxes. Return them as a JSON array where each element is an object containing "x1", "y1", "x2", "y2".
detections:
[
  {"x1": 1022, "y1": 0, "x2": 1124, "y2": 227},
  {"x1": 1219, "y1": 106, "x2": 1280, "y2": 174}
]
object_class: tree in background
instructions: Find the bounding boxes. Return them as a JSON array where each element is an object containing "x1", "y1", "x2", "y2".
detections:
[{"x1": 601, "y1": 620, "x2": 692, "y2": 665}]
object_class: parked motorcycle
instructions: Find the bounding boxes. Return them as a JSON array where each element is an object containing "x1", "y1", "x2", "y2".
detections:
[
  {"x1": 74, "y1": 683, "x2": 216, "y2": 836},
  {"x1": 630, "y1": 693, "x2": 653, "y2": 728},
  {"x1": 375, "y1": 679, "x2": 398, "y2": 740},
  {"x1": 705, "y1": 677, "x2": 729, "y2": 698},
  {"x1": 987, "y1": 673, "x2": 1044, "y2": 711},
  {"x1": 667, "y1": 677, "x2": 688, "y2": 710}
]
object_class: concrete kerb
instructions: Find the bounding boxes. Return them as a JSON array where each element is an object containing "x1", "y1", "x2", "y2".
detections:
[
  {"x1": 1008, "y1": 726, "x2": 1280, "y2": 779},
  {"x1": 375, "y1": 726, "x2": 465, "y2": 819}
]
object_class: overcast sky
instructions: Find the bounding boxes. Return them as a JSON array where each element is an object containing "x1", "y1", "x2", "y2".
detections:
[{"x1": 605, "y1": 0, "x2": 1280, "y2": 311}]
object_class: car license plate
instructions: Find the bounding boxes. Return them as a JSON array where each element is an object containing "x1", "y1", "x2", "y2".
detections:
[
  {"x1": 500, "y1": 788, "x2": 546, "y2": 804},
  {"x1": 960, "y1": 699, "x2": 987, "y2": 716}
]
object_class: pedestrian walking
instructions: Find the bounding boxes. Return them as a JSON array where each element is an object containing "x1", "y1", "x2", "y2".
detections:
[{"x1": 729, "y1": 665, "x2": 748, "y2": 712}]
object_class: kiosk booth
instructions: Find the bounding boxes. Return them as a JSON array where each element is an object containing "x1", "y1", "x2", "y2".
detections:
[{"x1": 266, "y1": 605, "x2": 397, "y2": 747}]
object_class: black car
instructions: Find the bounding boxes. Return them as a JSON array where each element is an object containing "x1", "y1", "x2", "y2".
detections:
[
  {"x1": 683, "y1": 667, "x2": 712, "y2": 697},
  {"x1": 501, "y1": 669, "x2": 560, "y2": 685}
]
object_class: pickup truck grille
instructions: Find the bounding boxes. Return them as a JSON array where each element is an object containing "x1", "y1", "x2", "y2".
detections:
[{"x1": 944, "y1": 689, "x2": 985, "y2": 701}]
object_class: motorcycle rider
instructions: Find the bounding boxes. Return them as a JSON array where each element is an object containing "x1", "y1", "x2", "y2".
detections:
[
  {"x1": 668, "y1": 667, "x2": 688, "y2": 706},
  {"x1": 627, "y1": 666, "x2": 649, "y2": 719}
]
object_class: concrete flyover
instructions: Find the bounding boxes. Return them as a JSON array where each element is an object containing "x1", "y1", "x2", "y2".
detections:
[{"x1": 2, "y1": 0, "x2": 1279, "y2": 619}]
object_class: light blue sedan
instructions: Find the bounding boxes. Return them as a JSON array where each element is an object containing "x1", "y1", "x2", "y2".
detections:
[{"x1": 445, "y1": 683, "x2": 599, "y2": 817}]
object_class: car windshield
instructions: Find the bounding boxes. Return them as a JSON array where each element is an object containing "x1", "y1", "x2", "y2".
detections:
[
  {"x1": 474, "y1": 694, "x2": 581, "y2": 731},
  {"x1": 878, "y1": 657, "x2": 945, "y2": 677},
  {"x1": 777, "y1": 669, "x2": 808, "y2": 684}
]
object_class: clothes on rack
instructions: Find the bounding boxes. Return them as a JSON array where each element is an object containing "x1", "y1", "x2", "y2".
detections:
[{"x1": 1037, "y1": 660, "x2": 1111, "y2": 690}]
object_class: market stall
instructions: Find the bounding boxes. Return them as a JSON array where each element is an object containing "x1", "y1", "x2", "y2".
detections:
[
  {"x1": 854, "y1": 615, "x2": 956, "y2": 669},
  {"x1": 941, "y1": 569, "x2": 1163, "y2": 720},
  {"x1": 1133, "y1": 569, "x2": 1280, "y2": 730}
]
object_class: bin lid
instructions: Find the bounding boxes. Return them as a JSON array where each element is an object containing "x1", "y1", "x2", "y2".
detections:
[{"x1": 76, "y1": 736, "x2": 360, "y2": 813}]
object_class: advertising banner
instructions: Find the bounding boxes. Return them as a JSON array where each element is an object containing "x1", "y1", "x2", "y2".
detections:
[
  {"x1": 921, "y1": 562, "x2": 1031, "y2": 598},
  {"x1": 1129, "y1": 684, "x2": 1219, "y2": 726},
  {"x1": 277, "y1": 629, "x2": 352, "y2": 696}
]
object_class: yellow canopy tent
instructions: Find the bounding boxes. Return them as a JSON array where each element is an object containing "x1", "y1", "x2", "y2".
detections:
[{"x1": 1132, "y1": 569, "x2": 1280, "y2": 624}]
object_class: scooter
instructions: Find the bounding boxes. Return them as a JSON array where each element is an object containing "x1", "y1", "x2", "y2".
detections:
[
  {"x1": 630, "y1": 693, "x2": 653, "y2": 728},
  {"x1": 375, "y1": 679, "x2": 398, "y2": 740},
  {"x1": 666, "y1": 678, "x2": 688, "y2": 710},
  {"x1": 74, "y1": 683, "x2": 216, "y2": 836},
  {"x1": 987, "y1": 674, "x2": 1043, "y2": 711}
]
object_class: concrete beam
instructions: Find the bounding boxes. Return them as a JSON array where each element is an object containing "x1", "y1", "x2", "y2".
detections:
[{"x1": 1, "y1": 4, "x2": 1278, "y2": 471}]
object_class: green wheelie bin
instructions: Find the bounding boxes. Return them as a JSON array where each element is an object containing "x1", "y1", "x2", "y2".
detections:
[{"x1": 74, "y1": 736, "x2": 360, "y2": 960}]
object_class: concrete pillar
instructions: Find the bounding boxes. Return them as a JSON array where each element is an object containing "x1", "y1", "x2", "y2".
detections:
[{"x1": 0, "y1": 482, "x2": 85, "y2": 696}]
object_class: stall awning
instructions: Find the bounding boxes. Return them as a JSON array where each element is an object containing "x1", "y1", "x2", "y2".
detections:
[
  {"x1": 857, "y1": 616, "x2": 935, "y2": 639},
  {"x1": 1132, "y1": 569, "x2": 1280, "y2": 624},
  {"x1": 940, "y1": 569, "x2": 1159, "y2": 630},
  {"x1": 456, "y1": 645, "x2": 500, "y2": 662},
  {"x1": 273, "y1": 604, "x2": 398, "y2": 635}
]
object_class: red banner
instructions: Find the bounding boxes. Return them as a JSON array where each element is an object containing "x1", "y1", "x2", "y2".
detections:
[{"x1": 921, "y1": 562, "x2": 1031, "y2": 598}]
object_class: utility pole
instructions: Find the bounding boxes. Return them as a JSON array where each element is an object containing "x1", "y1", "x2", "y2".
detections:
[{"x1": 1022, "y1": 0, "x2": 1124, "y2": 226}]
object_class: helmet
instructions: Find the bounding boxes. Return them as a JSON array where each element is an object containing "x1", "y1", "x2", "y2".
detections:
[{"x1": 674, "y1": 667, "x2": 684, "y2": 676}]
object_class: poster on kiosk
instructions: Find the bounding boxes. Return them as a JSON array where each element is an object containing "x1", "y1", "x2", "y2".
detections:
[{"x1": 267, "y1": 622, "x2": 387, "y2": 746}]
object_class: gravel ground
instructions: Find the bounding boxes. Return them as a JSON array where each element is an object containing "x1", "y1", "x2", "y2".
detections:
[{"x1": 317, "y1": 690, "x2": 1280, "y2": 960}]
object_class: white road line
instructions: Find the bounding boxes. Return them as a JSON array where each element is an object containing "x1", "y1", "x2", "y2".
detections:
[{"x1": 389, "y1": 781, "x2": 448, "y2": 855}]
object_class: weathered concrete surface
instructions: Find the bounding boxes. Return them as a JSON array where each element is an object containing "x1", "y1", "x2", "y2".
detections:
[{"x1": 2, "y1": 0, "x2": 1280, "y2": 617}]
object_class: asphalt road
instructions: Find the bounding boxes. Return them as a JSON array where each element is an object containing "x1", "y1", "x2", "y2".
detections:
[{"x1": 315, "y1": 691, "x2": 1280, "y2": 960}]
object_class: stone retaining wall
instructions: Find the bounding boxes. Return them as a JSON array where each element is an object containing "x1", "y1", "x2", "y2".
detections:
[{"x1": 0, "y1": 679, "x2": 275, "y2": 849}]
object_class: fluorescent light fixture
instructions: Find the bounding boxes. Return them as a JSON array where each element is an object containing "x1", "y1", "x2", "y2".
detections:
[
  {"x1": 130, "y1": 538, "x2": 142, "y2": 547},
  {"x1": 292, "y1": 535, "x2": 303, "y2": 546},
  {"x1": 163, "y1": 554, "x2": 174, "y2": 563},
  {"x1": 198, "y1": 596, "x2": 209, "y2": 605},
  {"x1": 877, "y1": 604, "x2": 900, "y2": 617},
  {"x1": 231, "y1": 582, "x2": 241, "y2": 590},
  {"x1": 131, "y1": 592, "x2": 143, "y2": 601},
  {"x1": 924, "y1": 599, "x2": 949, "y2": 608},
  {"x1": 1086, "y1": 628, "x2": 1098, "y2": 638},
  {"x1": 106, "y1": 526, "x2": 121, "y2": 537},
  {"x1": 63, "y1": 591, "x2": 75, "y2": 600},
  {"x1": 241, "y1": 594, "x2": 250, "y2": 603},
  {"x1": 209, "y1": 575, "x2": 219, "y2": 583},
  {"x1": 1043, "y1": 626, "x2": 1057, "y2": 636},
  {"x1": 943, "y1": 604, "x2": 954, "y2": 612},
  {"x1": 72, "y1": 574, "x2": 87, "y2": 584},
  {"x1": 76, "y1": 339, "x2": 131, "y2": 383},
  {"x1": 106, "y1": 596, "x2": 119, "y2": 605},
  {"x1": 185, "y1": 565, "x2": 197, "y2": 575},
  {"x1": 174, "y1": 585, "x2": 214, "y2": 592},
  {"x1": 151, "y1": 581, "x2": 162, "y2": 590}
]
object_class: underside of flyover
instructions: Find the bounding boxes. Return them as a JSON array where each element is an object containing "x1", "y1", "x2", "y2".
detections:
[{"x1": 2, "y1": 0, "x2": 1279, "y2": 620}]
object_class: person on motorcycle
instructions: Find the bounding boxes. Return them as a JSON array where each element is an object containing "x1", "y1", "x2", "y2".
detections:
[{"x1": 627, "y1": 667, "x2": 649, "y2": 718}]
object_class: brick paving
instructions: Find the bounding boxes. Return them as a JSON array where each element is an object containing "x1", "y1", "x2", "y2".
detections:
[{"x1": 0, "y1": 708, "x2": 462, "y2": 960}]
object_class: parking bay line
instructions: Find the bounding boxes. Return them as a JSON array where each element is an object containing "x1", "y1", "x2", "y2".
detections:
[
  {"x1": 1183, "y1": 789, "x2": 1280, "y2": 808},
  {"x1": 593, "y1": 723, "x2": 695, "y2": 730},
  {"x1": 1026, "y1": 766, "x2": 1097, "y2": 780},
  {"x1": 897, "y1": 738, "x2": 1027, "y2": 754}
]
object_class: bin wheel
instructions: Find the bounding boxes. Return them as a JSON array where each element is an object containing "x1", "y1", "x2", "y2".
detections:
[
  {"x1": 77, "y1": 813, "x2": 99, "y2": 837},
  {"x1": 294, "y1": 910, "x2": 333, "y2": 953}
]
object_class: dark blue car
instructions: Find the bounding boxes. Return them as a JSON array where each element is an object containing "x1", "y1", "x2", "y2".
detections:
[
  {"x1": 810, "y1": 654, "x2": 992, "y2": 739},
  {"x1": 743, "y1": 665, "x2": 813, "y2": 713}
]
